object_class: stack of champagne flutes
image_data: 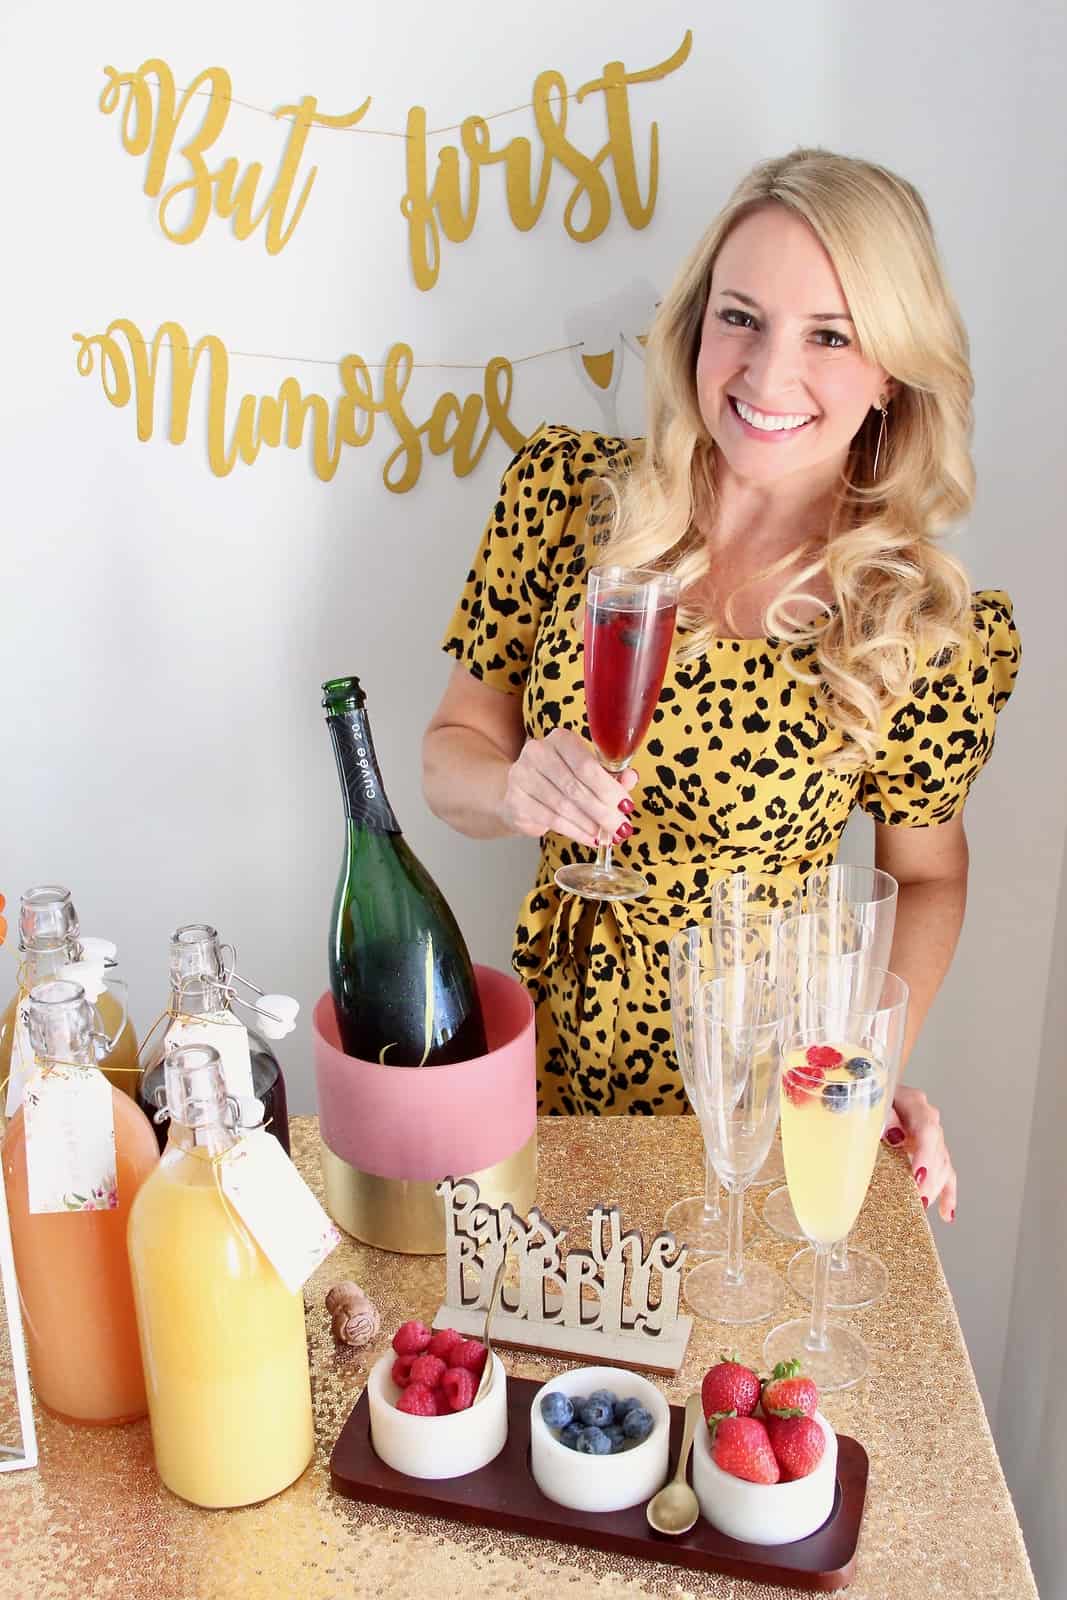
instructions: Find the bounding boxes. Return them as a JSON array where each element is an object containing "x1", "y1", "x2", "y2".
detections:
[{"x1": 666, "y1": 865, "x2": 907, "y2": 1391}]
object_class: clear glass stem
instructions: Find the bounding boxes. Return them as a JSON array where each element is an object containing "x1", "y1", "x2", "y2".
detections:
[
  {"x1": 703, "y1": 1151, "x2": 722, "y2": 1223},
  {"x1": 594, "y1": 839, "x2": 613, "y2": 873},
  {"x1": 805, "y1": 1243, "x2": 833, "y2": 1352},
  {"x1": 724, "y1": 1185, "x2": 745, "y2": 1287},
  {"x1": 831, "y1": 1236, "x2": 849, "y2": 1273}
]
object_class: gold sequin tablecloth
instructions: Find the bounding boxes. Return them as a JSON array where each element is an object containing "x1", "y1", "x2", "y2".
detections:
[{"x1": 0, "y1": 1116, "x2": 1037, "y2": 1600}]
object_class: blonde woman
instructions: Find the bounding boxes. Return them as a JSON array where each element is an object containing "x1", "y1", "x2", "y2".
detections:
[{"x1": 423, "y1": 149, "x2": 1020, "y2": 1222}]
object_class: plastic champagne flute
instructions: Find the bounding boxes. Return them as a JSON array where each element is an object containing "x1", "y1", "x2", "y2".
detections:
[
  {"x1": 555, "y1": 565, "x2": 679, "y2": 902},
  {"x1": 705, "y1": 872, "x2": 803, "y2": 1187},
  {"x1": 764, "y1": 971, "x2": 909, "y2": 1390},
  {"x1": 683, "y1": 974, "x2": 786, "y2": 1325},
  {"x1": 664, "y1": 924, "x2": 763, "y2": 1253},
  {"x1": 797, "y1": 866, "x2": 900, "y2": 1305},
  {"x1": 761, "y1": 910, "x2": 874, "y2": 1243}
]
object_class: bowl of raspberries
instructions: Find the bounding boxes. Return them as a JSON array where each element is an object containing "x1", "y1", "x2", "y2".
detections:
[
  {"x1": 529, "y1": 1366, "x2": 670, "y2": 1513},
  {"x1": 691, "y1": 1356, "x2": 838, "y2": 1545},
  {"x1": 367, "y1": 1320, "x2": 508, "y2": 1480}
]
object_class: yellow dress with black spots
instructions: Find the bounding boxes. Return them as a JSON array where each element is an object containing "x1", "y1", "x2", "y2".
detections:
[{"x1": 442, "y1": 425, "x2": 1021, "y2": 1116}]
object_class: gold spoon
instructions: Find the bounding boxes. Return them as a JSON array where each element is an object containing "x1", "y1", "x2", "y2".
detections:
[
  {"x1": 645, "y1": 1393, "x2": 703, "y2": 1536},
  {"x1": 473, "y1": 1253, "x2": 507, "y2": 1404}
]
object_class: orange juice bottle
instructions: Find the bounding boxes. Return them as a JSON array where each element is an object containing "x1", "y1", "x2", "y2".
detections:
[
  {"x1": 0, "y1": 886, "x2": 139, "y2": 1105},
  {"x1": 127, "y1": 1043, "x2": 314, "y2": 1507},
  {"x1": 1, "y1": 979, "x2": 159, "y2": 1423}
]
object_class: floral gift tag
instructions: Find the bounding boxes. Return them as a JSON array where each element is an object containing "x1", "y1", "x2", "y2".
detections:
[
  {"x1": 4, "y1": 1002, "x2": 34, "y2": 1118},
  {"x1": 24, "y1": 1065, "x2": 117, "y2": 1215},
  {"x1": 166, "y1": 1013, "x2": 256, "y2": 1102},
  {"x1": 218, "y1": 1133, "x2": 340, "y2": 1293}
]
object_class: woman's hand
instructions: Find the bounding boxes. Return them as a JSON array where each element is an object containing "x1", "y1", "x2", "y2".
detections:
[
  {"x1": 498, "y1": 730, "x2": 639, "y2": 848},
  {"x1": 883, "y1": 1083, "x2": 957, "y2": 1222}
]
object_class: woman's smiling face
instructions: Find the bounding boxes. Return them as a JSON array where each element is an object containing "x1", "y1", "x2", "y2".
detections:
[{"x1": 696, "y1": 205, "x2": 891, "y2": 491}]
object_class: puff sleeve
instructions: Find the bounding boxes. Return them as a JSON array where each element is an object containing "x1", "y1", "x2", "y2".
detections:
[
  {"x1": 857, "y1": 590, "x2": 1021, "y2": 826},
  {"x1": 440, "y1": 424, "x2": 609, "y2": 694}
]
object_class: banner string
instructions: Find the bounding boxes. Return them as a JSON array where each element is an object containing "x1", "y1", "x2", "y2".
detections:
[{"x1": 82, "y1": 330, "x2": 590, "y2": 372}]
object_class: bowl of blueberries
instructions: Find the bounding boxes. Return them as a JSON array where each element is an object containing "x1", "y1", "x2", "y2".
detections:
[{"x1": 529, "y1": 1365, "x2": 671, "y2": 1513}]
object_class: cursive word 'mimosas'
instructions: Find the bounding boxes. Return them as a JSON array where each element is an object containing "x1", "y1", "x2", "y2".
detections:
[{"x1": 71, "y1": 319, "x2": 527, "y2": 492}]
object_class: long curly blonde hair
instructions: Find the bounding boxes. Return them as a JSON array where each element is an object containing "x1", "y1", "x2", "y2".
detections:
[{"x1": 601, "y1": 148, "x2": 975, "y2": 768}]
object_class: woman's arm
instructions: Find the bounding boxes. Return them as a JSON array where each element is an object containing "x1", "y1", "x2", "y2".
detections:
[
  {"x1": 422, "y1": 664, "x2": 637, "y2": 845},
  {"x1": 873, "y1": 813, "x2": 970, "y2": 1220}
]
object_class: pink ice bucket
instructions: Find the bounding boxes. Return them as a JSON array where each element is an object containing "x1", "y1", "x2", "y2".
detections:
[{"x1": 312, "y1": 965, "x2": 537, "y2": 1253}]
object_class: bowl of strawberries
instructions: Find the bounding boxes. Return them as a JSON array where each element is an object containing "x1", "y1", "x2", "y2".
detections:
[
  {"x1": 691, "y1": 1356, "x2": 838, "y2": 1546},
  {"x1": 367, "y1": 1319, "x2": 508, "y2": 1479}
]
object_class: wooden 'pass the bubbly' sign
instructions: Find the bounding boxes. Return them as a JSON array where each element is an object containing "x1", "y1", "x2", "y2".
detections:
[{"x1": 433, "y1": 1177, "x2": 692, "y2": 1376}]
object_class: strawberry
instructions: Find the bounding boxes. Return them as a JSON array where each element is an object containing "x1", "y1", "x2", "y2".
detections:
[
  {"x1": 806, "y1": 1045, "x2": 843, "y2": 1069},
  {"x1": 710, "y1": 1416, "x2": 780, "y2": 1485},
  {"x1": 396, "y1": 1383, "x2": 437, "y2": 1416},
  {"x1": 701, "y1": 1355, "x2": 761, "y2": 1423},
  {"x1": 761, "y1": 1359, "x2": 819, "y2": 1419},
  {"x1": 766, "y1": 1414, "x2": 826, "y2": 1480}
]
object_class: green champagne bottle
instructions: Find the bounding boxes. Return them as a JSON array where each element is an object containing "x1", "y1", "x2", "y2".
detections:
[{"x1": 323, "y1": 676, "x2": 488, "y2": 1066}]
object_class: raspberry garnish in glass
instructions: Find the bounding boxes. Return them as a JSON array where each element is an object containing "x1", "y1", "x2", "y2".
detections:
[{"x1": 555, "y1": 564, "x2": 680, "y2": 903}]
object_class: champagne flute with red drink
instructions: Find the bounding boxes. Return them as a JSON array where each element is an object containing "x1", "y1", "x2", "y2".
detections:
[{"x1": 555, "y1": 564, "x2": 680, "y2": 902}]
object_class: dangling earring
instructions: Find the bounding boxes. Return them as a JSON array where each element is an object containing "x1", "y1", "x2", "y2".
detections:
[{"x1": 872, "y1": 398, "x2": 889, "y2": 480}]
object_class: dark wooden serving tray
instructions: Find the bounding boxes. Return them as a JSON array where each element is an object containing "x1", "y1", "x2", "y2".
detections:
[{"x1": 330, "y1": 1377, "x2": 868, "y2": 1591}]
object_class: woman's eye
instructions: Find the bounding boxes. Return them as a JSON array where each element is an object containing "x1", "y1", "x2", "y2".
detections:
[
  {"x1": 718, "y1": 309, "x2": 758, "y2": 330},
  {"x1": 812, "y1": 329, "x2": 851, "y2": 349}
]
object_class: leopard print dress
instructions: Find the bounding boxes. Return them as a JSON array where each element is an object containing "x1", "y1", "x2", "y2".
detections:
[{"x1": 442, "y1": 425, "x2": 1021, "y2": 1116}]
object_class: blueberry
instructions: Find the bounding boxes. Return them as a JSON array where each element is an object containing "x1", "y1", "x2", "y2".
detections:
[
  {"x1": 569, "y1": 1395, "x2": 588, "y2": 1416},
  {"x1": 540, "y1": 1391, "x2": 574, "y2": 1429},
  {"x1": 622, "y1": 1405, "x2": 654, "y2": 1442},
  {"x1": 613, "y1": 1395, "x2": 641, "y2": 1423},
  {"x1": 845, "y1": 1056, "x2": 874, "y2": 1078},
  {"x1": 558, "y1": 1422, "x2": 583, "y2": 1450},
  {"x1": 576, "y1": 1426, "x2": 613, "y2": 1455},
  {"x1": 603, "y1": 1423, "x2": 626, "y2": 1450},
  {"x1": 822, "y1": 1081, "x2": 851, "y2": 1113},
  {"x1": 588, "y1": 1388, "x2": 618, "y2": 1410},
  {"x1": 578, "y1": 1396, "x2": 614, "y2": 1428}
]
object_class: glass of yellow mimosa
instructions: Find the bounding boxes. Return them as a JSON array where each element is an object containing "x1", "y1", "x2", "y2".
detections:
[
  {"x1": 684, "y1": 973, "x2": 786, "y2": 1324},
  {"x1": 705, "y1": 873, "x2": 803, "y2": 1188},
  {"x1": 794, "y1": 867, "x2": 900, "y2": 1304},
  {"x1": 764, "y1": 969, "x2": 909, "y2": 1390},
  {"x1": 761, "y1": 909, "x2": 874, "y2": 1242},
  {"x1": 665, "y1": 924, "x2": 764, "y2": 1253}
]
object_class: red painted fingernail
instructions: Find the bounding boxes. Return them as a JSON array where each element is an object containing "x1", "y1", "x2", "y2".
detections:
[
  {"x1": 950, "y1": 1209, "x2": 956, "y2": 1221},
  {"x1": 922, "y1": 1195, "x2": 929, "y2": 1209},
  {"x1": 618, "y1": 797, "x2": 635, "y2": 816},
  {"x1": 885, "y1": 1128, "x2": 905, "y2": 1146},
  {"x1": 613, "y1": 821, "x2": 634, "y2": 843},
  {"x1": 915, "y1": 1167, "x2": 927, "y2": 1185}
]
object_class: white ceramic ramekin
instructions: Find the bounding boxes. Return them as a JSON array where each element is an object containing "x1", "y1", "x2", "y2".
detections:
[
  {"x1": 367, "y1": 1350, "x2": 508, "y2": 1479},
  {"x1": 529, "y1": 1365, "x2": 670, "y2": 1514},
  {"x1": 692, "y1": 1410, "x2": 838, "y2": 1545}
]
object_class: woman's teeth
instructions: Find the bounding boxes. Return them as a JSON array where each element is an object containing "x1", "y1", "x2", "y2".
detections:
[{"x1": 733, "y1": 398, "x2": 814, "y2": 432}]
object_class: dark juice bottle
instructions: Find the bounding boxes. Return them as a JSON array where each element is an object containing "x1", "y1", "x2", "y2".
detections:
[
  {"x1": 323, "y1": 676, "x2": 488, "y2": 1066},
  {"x1": 137, "y1": 924, "x2": 291, "y2": 1156}
]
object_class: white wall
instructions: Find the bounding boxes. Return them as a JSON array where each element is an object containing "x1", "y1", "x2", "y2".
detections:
[{"x1": 3, "y1": 0, "x2": 1064, "y2": 1556}]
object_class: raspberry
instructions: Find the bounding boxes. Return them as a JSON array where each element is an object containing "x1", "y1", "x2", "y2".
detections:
[
  {"x1": 409, "y1": 1354, "x2": 447, "y2": 1389},
  {"x1": 441, "y1": 1366, "x2": 477, "y2": 1412},
  {"x1": 432, "y1": 1387, "x2": 452, "y2": 1415},
  {"x1": 391, "y1": 1354, "x2": 417, "y2": 1389},
  {"x1": 396, "y1": 1383, "x2": 437, "y2": 1416},
  {"x1": 391, "y1": 1320, "x2": 432, "y2": 1356},
  {"x1": 449, "y1": 1338, "x2": 488, "y2": 1376},
  {"x1": 427, "y1": 1327, "x2": 464, "y2": 1361},
  {"x1": 806, "y1": 1045, "x2": 842, "y2": 1069},
  {"x1": 784, "y1": 1067, "x2": 824, "y2": 1107}
]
